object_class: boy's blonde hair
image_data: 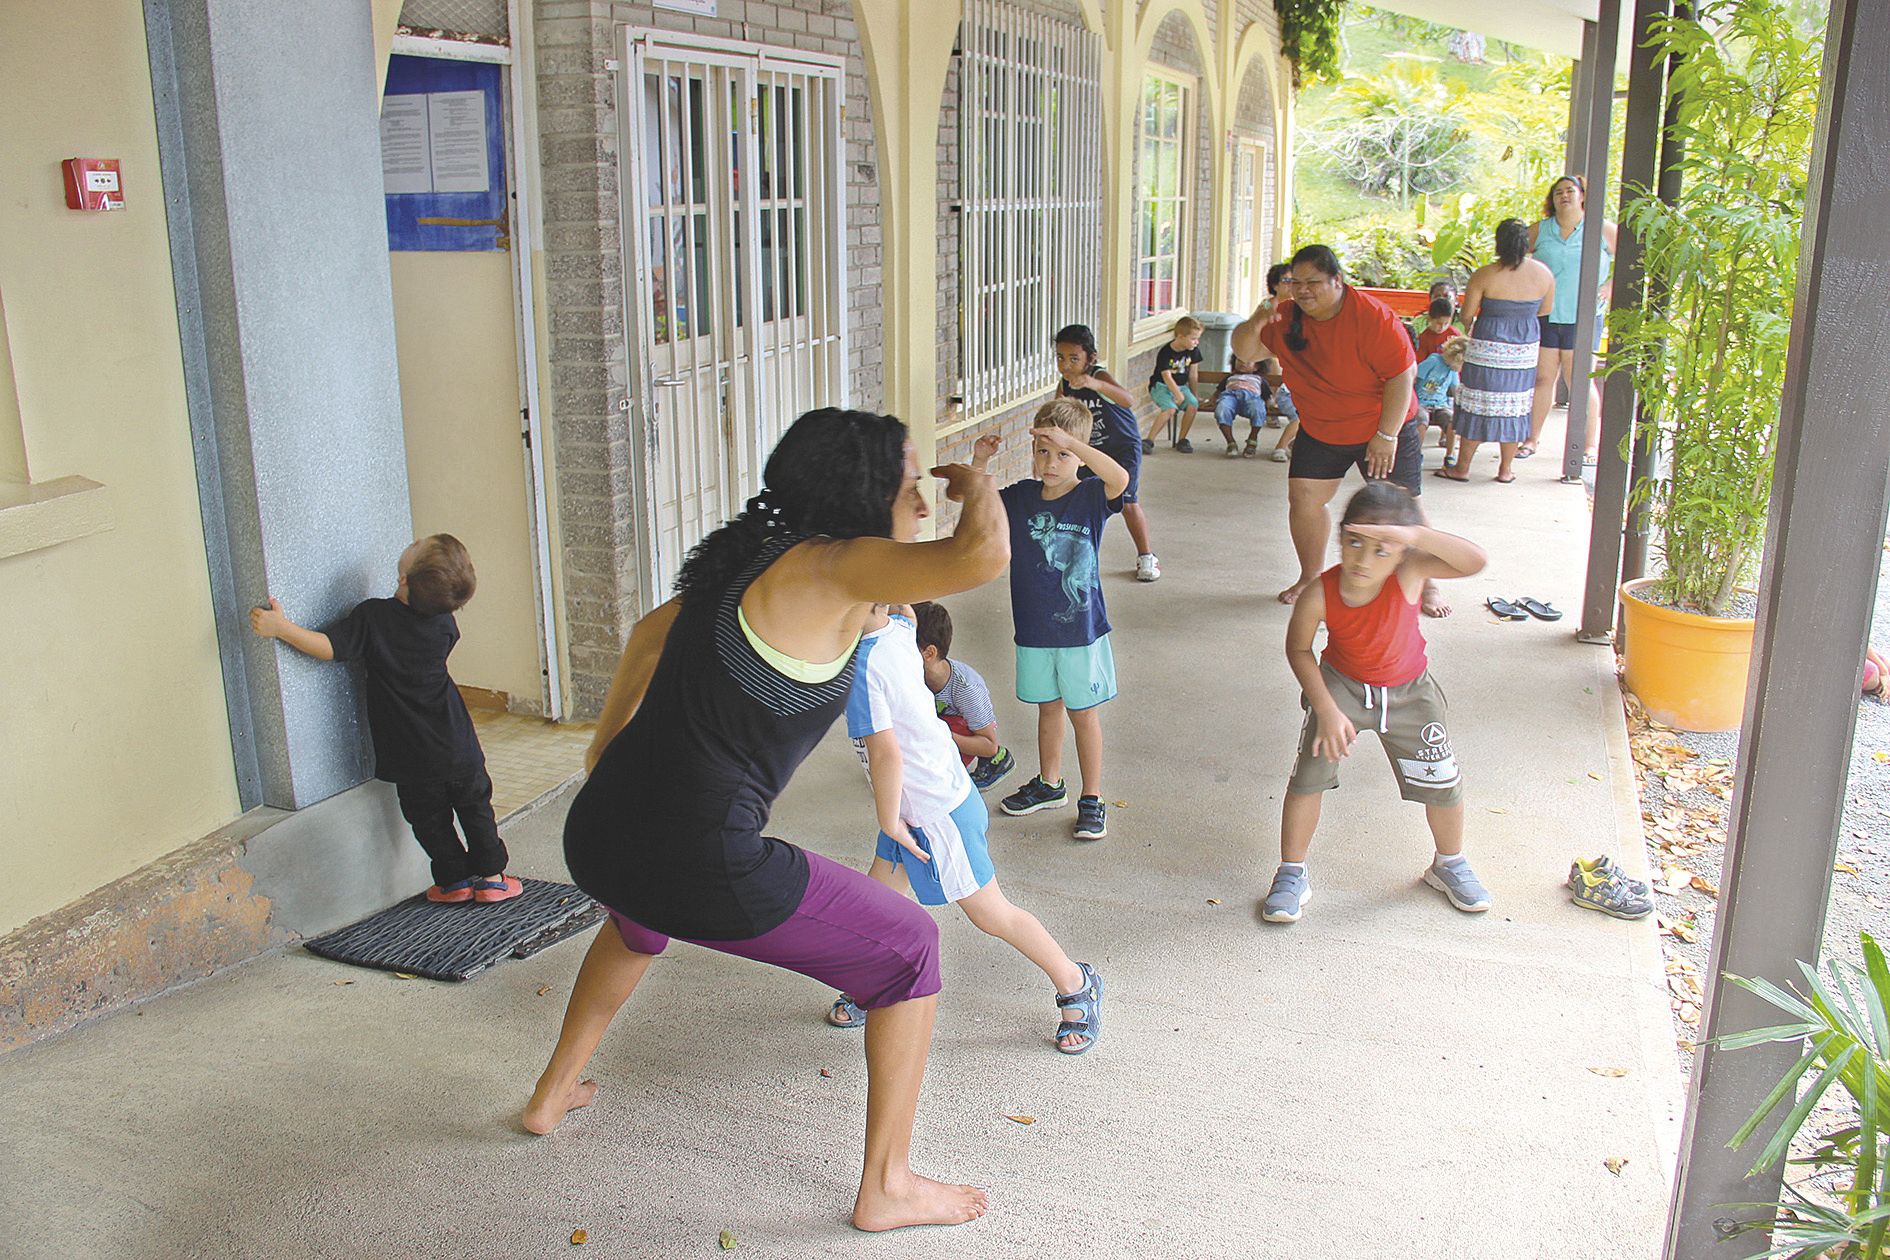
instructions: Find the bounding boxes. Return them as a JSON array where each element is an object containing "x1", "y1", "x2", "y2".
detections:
[
  {"x1": 1173, "y1": 315, "x2": 1204, "y2": 335},
  {"x1": 1035, "y1": 397, "x2": 1091, "y2": 440},
  {"x1": 406, "y1": 533, "x2": 477, "y2": 616}
]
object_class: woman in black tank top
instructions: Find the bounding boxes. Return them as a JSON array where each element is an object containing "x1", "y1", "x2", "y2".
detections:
[{"x1": 524, "y1": 409, "x2": 1010, "y2": 1234}]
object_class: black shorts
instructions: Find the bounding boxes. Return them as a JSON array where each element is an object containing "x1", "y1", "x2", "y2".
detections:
[
  {"x1": 1288, "y1": 420, "x2": 1424, "y2": 495},
  {"x1": 1538, "y1": 314, "x2": 1603, "y2": 351}
]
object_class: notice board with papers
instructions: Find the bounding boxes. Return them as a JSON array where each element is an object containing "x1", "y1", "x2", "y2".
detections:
[{"x1": 380, "y1": 55, "x2": 508, "y2": 252}]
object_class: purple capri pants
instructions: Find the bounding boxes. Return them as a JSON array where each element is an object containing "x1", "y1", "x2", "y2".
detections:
[{"x1": 607, "y1": 850, "x2": 942, "y2": 1009}]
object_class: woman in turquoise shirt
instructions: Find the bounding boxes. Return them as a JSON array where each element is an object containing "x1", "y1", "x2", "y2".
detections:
[{"x1": 1522, "y1": 175, "x2": 1617, "y2": 463}]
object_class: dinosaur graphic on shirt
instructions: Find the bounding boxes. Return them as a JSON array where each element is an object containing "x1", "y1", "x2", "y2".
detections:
[{"x1": 1028, "y1": 511, "x2": 1096, "y2": 624}]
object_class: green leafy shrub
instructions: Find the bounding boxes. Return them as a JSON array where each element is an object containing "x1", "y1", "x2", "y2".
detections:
[
  {"x1": 1277, "y1": 0, "x2": 1347, "y2": 86},
  {"x1": 1720, "y1": 931, "x2": 1890, "y2": 1257},
  {"x1": 1606, "y1": 0, "x2": 1821, "y2": 616}
]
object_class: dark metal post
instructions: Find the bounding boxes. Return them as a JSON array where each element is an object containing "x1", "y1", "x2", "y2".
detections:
[
  {"x1": 1664, "y1": 0, "x2": 1890, "y2": 1251},
  {"x1": 1566, "y1": 28, "x2": 1596, "y2": 177},
  {"x1": 1578, "y1": 0, "x2": 1670, "y2": 641},
  {"x1": 1562, "y1": 3, "x2": 1621, "y2": 483}
]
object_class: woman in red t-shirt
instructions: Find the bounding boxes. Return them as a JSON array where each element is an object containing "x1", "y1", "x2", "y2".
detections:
[
  {"x1": 1233, "y1": 246, "x2": 1447, "y2": 615},
  {"x1": 1262, "y1": 482, "x2": 1491, "y2": 925}
]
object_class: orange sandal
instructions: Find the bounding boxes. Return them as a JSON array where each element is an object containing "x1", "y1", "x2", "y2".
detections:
[{"x1": 470, "y1": 875, "x2": 523, "y2": 904}]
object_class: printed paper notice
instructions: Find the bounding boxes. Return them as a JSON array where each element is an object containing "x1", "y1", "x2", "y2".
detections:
[
  {"x1": 655, "y1": 0, "x2": 716, "y2": 13},
  {"x1": 380, "y1": 95, "x2": 431, "y2": 194},
  {"x1": 427, "y1": 91, "x2": 489, "y2": 194}
]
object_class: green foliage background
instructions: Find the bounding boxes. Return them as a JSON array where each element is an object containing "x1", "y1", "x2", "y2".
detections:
[{"x1": 1292, "y1": 7, "x2": 1579, "y2": 288}]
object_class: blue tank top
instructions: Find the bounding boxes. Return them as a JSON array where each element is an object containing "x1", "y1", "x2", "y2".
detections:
[{"x1": 1533, "y1": 217, "x2": 1612, "y2": 324}]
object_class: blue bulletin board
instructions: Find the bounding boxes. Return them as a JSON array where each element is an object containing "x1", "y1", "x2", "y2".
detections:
[{"x1": 381, "y1": 55, "x2": 508, "y2": 252}]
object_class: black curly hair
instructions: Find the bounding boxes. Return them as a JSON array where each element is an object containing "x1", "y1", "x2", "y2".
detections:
[
  {"x1": 673, "y1": 408, "x2": 909, "y2": 599},
  {"x1": 1284, "y1": 244, "x2": 1344, "y2": 353},
  {"x1": 1053, "y1": 323, "x2": 1100, "y2": 368}
]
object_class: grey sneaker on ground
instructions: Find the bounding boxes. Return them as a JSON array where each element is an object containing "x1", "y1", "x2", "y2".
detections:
[
  {"x1": 1073, "y1": 795, "x2": 1107, "y2": 840},
  {"x1": 1262, "y1": 865, "x2": 1311, "y2": 923},
  {"x1": 1569, "y1": 857, "x2": 1654, "y2": 920},
  {"x1": 1424, "y1": 858, "x2": 1494, "y2": 913},
  {"x1": 1566, "y1": 854, "x2": 1650, "y2": 898}
]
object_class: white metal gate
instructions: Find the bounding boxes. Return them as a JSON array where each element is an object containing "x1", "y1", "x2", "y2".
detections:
[{"x1": 616, "y1": 30, "x2": 848, "y2": 606}]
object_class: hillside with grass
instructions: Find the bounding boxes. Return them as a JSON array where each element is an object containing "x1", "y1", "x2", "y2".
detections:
[{"x1": 1294, "y1": 7, "x2": 1573, "y2": 287}]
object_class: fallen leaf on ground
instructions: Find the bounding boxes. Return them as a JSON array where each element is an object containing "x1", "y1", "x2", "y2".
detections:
[
  {"x1": 1588, "y1": 771, "x2": 1603, "y2": 781},
  {"x1": 1660, "y1": 865, "x2": 1692, "y2": 892},
  {"x1": 1875, "y1": 751, "x2": 1890, "y2": 764},
  {"x1": 1206, "y1": 898, "x2": 1222, "y2": 906},
  {"x1": 1004, "y1": 1114, "x2": 1035, "y2": 1125},
  {"x1": 570, "y1": 1228, "x2": 588, "y2": 1245},
  {"x1": 537, "y1": 986, "x2": 552, "y2": 996},
  {"x1": 333, "y1": 979, "x2": 354, "y2": 986},
  {"x1": 1690, "y1": 875, "x2": 1719, "y2": 897},
  {"x1": 1604, "y1": 1157, "x2": 1629, "y2": 1176},
  {"x1": 1836, "y1": 862, "x2": 1861, "y2": 876},
  {"x1": 1487, "y1": 806, "x2": 1508, "y2": 815},
  {"x1": 719, "y1": 1230, "x2": 737, "y2": 1250},
  {"x1": 1112, "y1": 800, "x2": 1130, "y2": 808},
  {"x1": 819, "y1": 1067, "x2": 833, "y2": 1078},
  {"x1": 1662, "y1": 918, "x2": 1699, "y2": 944},
  {"x1": 1588, "y1": 1066, "x2": 1630, "y2": 1077},
  {"x1": 393, "y1": 972, "x2": 419, "y2": 979}
]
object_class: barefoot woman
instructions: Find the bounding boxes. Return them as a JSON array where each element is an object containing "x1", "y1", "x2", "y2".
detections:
[{"x1": 525, "y1": 409, "x2": 1008, "y2": 1232}]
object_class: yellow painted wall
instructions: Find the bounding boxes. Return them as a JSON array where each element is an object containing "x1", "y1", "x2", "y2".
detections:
[
  {"x1": 0, "y1": 1, "x2": 239, "y2": 935},
  {"x1": 389, "y1": 251, "x2": 544, "y2": 708}
]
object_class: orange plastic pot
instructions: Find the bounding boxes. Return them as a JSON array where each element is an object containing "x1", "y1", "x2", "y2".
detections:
[{"x1": 1619, "y1": 577, "x2": 1756, "y2": 732}]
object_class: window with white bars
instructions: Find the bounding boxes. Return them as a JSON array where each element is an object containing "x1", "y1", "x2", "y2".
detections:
[
  {"x1": 1132, "y1": 71, "x2": 1193, "y2": 330},
  {"x1": 957, "y1": 1, "x2": 1103, "y2": 423}
]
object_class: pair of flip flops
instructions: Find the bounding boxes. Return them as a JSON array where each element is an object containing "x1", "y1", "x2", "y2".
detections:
[{"x1": 1487, "y1": 596, "x2": 1561, "y2": 621}]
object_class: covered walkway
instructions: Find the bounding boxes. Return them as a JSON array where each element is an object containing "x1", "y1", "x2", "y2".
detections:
[{"x1": 0, "y1": 422, "x2": 1683, "y2": 1257}]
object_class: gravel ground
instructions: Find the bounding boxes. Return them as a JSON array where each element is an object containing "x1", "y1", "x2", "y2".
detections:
[{"x1": 1629, "y1": 548, "x2": 1890, "y2": 1073}]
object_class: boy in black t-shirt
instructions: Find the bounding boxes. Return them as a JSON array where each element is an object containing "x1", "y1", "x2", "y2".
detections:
[
  {"x1": 250, "y1": 534, "x2": 521, "y2": 904},
  {"x1": 1146, "y1": 315, "x2": 1204, "y2": 453}
]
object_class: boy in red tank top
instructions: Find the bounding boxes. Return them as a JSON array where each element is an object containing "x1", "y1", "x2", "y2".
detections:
[{"x1": 1262, "y1": 484, "x2": 1491, "y2": 924}]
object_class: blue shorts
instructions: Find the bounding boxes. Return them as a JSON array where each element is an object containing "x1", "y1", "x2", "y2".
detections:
[
  {"x1": 1016, "y1": 635, "x2": 1117, "y2": 710},
  {"x1": 1083, "y1": 437, "x2": 1141, "y2": 506},
  {"x1": 1151, "y1": 382, "x2": 1200, "y2": 412},
  {"x1": 875, "y1": 790, "x2": 995, "y2": 907},
  {"x1": 1538, "y1": 313, "x2": 1605, "y2": 351}
]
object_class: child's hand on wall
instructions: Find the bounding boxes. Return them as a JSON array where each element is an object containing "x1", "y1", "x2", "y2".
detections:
[{"x1": 250, "y1": 597, "x2": 289, "y2": 639}]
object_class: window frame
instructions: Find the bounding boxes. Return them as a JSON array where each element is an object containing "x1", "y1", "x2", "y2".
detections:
[{"x1": 1130, "y1": 67, "x2": 1197, "y2": 344}]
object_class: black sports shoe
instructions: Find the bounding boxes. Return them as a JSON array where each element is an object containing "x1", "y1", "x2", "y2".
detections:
[
  {"x1": 970, "y1": 746, "x2": 1015, "y2": 791},
  {"x1": 1001, "y1": 775, "x2": 1068, "y2": 816},
  {"x1": 1073, "y1": 795, "x2": 1107, "y2": 840},
  {"x1": 1141, "y1": 437, "x2": 1155, "y2": 455},
  {"x1": 1173, "y1": 438, "x2": 1194, "y2": 453}
]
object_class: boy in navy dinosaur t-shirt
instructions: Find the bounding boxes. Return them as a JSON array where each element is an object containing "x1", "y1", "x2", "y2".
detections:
[{"x1": 970, "y1": 398, "x2": 1128, "y2": 842}]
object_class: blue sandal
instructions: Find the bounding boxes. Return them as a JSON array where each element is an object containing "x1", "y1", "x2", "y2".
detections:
[
  {"x1": 1053, "y1": 963, "x2": 1103, "y2": 1055},
  {"x1": 827, "y1": 994, "x2": 867, "y2": 1029}
]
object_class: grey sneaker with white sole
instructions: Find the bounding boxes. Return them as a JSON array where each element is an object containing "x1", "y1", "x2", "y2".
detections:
[
  {"x1": 1424, "y1": 858, "x2": 1493, "y2": 912},
  {"x1": 1262, "y1": 864, "x2": 1311, "y2": 923}
]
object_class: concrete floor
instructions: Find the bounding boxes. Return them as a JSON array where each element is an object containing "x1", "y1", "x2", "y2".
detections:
[{"x1": 0, "y1": 415, "x2": 1683, "y2": 1259}]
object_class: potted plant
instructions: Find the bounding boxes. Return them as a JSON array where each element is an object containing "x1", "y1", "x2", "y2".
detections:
[
  {"x1": 1718, "y1": 932, "x2": 1890, "y2": 1257},
  {"x1": 1605, "y1": 0, "x2": 1821, "y2": 731}
]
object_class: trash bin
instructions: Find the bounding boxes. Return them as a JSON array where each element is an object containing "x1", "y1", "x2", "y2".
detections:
[{"x1": 1195, "y1": 311, "x2": 1244, "y2": 373}]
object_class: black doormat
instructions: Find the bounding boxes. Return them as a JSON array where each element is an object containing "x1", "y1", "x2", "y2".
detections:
[{"x1": 304, "y1": 878, "x2": 607, "y2": 981}]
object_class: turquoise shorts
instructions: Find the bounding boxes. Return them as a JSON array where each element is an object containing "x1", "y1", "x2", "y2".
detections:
[
  {"x1": 1016, "y1": 635, "x2": 1117, "y2": 710},
  {"x1": 1151, "y1": 382, "x2": 1200, "y2": 412}
]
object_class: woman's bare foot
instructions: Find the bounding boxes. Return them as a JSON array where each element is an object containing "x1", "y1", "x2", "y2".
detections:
[
  {"x1": 852, "y1": 1172, "x2": 989, "y2": 1232},
  {"x1": 522, "y1": 1077, "x2": 598, "y2": 1135},
  {"x1": 1421, "y1": 579, "x2": 1451, "y2": 619}
]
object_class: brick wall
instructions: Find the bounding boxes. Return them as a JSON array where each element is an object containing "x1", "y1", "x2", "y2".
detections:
[{"x1": 532, "y1": 0, "x2": 884, "y2": 714}]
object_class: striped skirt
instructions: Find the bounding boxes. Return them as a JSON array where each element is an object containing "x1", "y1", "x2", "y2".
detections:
[{"x1": 1454, "y1": 297, "x2": 1541, "y2": 444}]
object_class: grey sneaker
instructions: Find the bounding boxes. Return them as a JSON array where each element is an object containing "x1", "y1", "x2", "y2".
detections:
[
  {"x1": 1073, "y1": 795, "x2": 1107, "y2": 840},
  {"x1": 1569, "y1": 858, "x2": 1655, "y2": 920},
  {"x1": 1262, "y1": 865, "x2": 1311, "y2": 923},
  {"x1": 1566, "y1": 854, "x2": 1650, "y2": 898},
  {"x1": 1424, "y1": 858, "x2": 1493, "y2": 913}
]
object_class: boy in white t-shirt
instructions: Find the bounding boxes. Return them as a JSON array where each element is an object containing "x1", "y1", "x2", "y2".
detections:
[{"x1": 826, "y1": 605, "x2": 1104, "y2": 1055}]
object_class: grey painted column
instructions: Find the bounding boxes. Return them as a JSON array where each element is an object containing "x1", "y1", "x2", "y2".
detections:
[
  {"x1": 1565, "y1": 36, "x2": 1593, "y2": 178},
  {"x1": 1664, "y1": 0, "x2": 1890, "y2": 1251},
  {"x1": 147, "y1": 0, "x2": 412, "y2": 809},
  {"x1": 1561, "y1": 2, "x2": 1620, "y2": 483},
  {"x1": 1578, "y1": 0, "x2": 1669, "y2": 641}
]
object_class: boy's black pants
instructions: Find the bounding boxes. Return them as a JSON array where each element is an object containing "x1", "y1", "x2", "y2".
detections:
[{"x1": 395, "y1": 768, "x2": 507, "y2": 887}]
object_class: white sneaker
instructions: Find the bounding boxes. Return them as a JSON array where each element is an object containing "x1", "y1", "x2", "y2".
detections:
[{"x1": 1135, "y1": 553, "x2": 1161, "y2": 582}]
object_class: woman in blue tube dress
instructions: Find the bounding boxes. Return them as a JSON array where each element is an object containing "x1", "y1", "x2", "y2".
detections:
[{"x1": 1439, "y1": 219, "x2": 1556, "y2": 485}]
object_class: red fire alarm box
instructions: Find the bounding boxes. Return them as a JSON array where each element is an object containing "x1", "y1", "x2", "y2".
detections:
[{"x1": 63, "y1": 158, "x2": 124, "y2": 211}]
